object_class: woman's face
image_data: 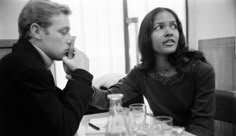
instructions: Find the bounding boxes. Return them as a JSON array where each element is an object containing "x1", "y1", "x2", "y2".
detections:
[{"x1": 151, "y1": 11, "x2": 179, "y2": 56}]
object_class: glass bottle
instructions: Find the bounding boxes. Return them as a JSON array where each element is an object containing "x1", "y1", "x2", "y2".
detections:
[{"x1": 105, "y1": 94, "x2": 132, "y2": 136}]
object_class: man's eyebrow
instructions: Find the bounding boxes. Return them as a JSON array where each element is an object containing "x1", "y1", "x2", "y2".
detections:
[
  {"x1": 58, "y1": 27, "x2": 70, "y2": 33},
  {"x1": 60, "y1": 26, "x2": 70, "y2": 31}
]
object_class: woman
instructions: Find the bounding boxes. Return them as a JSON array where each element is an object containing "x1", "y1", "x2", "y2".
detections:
[{"x1": 91, "y1": 7, "x2": 215, "y2": 136}]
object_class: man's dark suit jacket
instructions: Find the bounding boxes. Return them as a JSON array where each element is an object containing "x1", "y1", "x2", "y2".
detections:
[{"x1": 0, "y1": 39, "x2": 94, "y2": 136}]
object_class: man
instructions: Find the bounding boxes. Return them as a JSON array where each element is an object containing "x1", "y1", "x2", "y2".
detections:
[{"x1": 0, "y1": 0, "x2": 93, "y2": 136}]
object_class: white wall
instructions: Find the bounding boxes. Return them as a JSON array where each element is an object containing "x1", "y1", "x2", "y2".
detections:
[
  {"x1": 188, "y1": 0, "x2": 236, "y2": 49},
  {"x1": 0, "y1": 0, "x2": 29, "y2": 39}
]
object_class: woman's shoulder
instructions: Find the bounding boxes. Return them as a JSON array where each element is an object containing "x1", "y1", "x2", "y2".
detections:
[
  {"x1": 193, "y1": 60, "x2": 213, "y2": 72},
  {"x1": 182, "y1": 59, "x2": 214, "y2": 74},
  {"x1": 128, "y1": 64, "x2": 143, "y2": 73},
  {"x1": 126, "y1": 64, "x2": 147, "y2": 77},
  {"x1": 179, "y1": 60, "x2": 214, "y2": 82}
]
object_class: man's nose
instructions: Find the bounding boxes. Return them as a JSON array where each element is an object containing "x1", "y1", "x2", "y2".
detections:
[{"x1": 67, "y1": 35, "x2": 73, "y2": 45}]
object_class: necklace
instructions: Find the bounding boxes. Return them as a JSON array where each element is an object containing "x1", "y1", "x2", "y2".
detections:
[
  {"x1": 158, "y1": 69, "x2": 177, "y2": 77},
  {"x1": 149, "y1": 69, "x2": 181, "y2": 86}
]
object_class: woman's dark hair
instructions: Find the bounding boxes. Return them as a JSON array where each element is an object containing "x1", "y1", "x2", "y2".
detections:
[{"x1": 138, "y1": 7, "x2": 206, "y2": 71}]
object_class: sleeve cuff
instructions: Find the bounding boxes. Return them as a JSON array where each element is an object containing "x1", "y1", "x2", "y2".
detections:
[{"x1": 71, "y1": 69, "x2": 93, "y2": 83}]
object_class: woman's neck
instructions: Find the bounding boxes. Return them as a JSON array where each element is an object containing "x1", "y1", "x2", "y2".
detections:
[{"x1": 155, "y1": 55, "x2": 176, "y2": 77}]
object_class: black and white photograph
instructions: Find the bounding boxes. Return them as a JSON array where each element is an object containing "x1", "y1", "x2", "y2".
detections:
[{"x1": 0, "y1": 0, "x2": 235, "y2": 136}]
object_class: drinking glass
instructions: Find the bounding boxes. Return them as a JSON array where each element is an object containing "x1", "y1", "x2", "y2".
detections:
[
  {"x1": 154, "y1": 116, "x2": 173, "y2": 136},
  {"x1": 129, "y1": 103, "x2": 147, "y2": 136},
  {"x1": 154, "y1": 116, "x2": 173, "y2": 126}
]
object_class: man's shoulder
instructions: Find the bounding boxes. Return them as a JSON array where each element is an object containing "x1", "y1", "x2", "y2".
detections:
[
  {"x1": 0, "y1": 51, "x2": 18, "y2": 67},
  {"x1": 0, "y1": 47, "x2": 45, "y2": 74}
]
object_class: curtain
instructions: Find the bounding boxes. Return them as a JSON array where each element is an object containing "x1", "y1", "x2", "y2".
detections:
[
  {"x1": 54, "y1": 0, "x2": 125, "y2": 88},
  {"x1": 53, "y1": 0, "x2": 186, "y2": 89}
]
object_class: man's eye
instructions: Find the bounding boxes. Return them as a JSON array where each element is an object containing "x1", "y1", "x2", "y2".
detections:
[
  {"x1": 60, "y1": 31, "x2": 67, "y2": 35},
  {"x1": 59, "y1": 29, "x2": 69, "y2": 35}
]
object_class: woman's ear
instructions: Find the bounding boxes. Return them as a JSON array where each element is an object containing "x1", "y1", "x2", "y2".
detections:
[{"x1": 29, "y1": 23, "x2": 42, "y2": 40}]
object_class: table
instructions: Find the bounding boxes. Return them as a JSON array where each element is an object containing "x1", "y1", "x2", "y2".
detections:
[{"x1": 76, "y1": 112, "x2": 196, "y2": 136}]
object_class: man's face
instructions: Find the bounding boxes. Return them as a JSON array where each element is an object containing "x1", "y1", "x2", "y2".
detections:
[{"x1": 41, "y1": 13, "x2": 72, "y2": 60}]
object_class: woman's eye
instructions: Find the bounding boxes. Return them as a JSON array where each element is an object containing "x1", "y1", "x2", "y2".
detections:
[
  {"x1": 154, "y1": 25, "x2": 163, "y2": 30},
  {"x1": 170, "y1": 24, "x2": 177, "y2": 29}
]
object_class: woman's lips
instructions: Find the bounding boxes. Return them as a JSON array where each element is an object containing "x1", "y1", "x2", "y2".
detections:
[{"x1": 163, "y1": 39, "x2": 175, "y2": 46}]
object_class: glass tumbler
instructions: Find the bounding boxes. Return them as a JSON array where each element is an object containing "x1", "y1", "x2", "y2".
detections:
[
  {"x1": 129, "y1": 103, "x2": 147, "y2": 135},
  {"x1": 154, "y1": 116, "x2": 173, "y2": 135}
]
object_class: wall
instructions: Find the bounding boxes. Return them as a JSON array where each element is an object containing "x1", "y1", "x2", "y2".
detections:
[
  {"x1": 0, "y1": 0, "x2": 58, "y2": 83},
  {"x1": 0, "y1": 0, "x2": 29, "y2": 39},
  {"x1": 188, "y1": 0, "x2": 236, "y2": 49},
  {"x1": 188, "y1": 1, "x2": 236, "y2": 135}
]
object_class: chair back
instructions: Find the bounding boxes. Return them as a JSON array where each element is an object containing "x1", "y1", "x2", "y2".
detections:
[
  {"x1": 0, "y1": 39, "x2": 17, "y2": 60},
  {"x1": 214, "y1": 89, "x2": 236, "y2": 136},
  {"x1": 215, "y1": 89, "x2": 236, "y2": 124}
]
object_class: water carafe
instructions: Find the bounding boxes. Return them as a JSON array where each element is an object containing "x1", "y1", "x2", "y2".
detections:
[{"x1": 105, "y1": 94, "x2": 132, "y2": 136}]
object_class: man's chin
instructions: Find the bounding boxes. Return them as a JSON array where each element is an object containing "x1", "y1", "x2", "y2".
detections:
[{"x1": 54, "y1": 56, "x2": 63, "y2": 61}]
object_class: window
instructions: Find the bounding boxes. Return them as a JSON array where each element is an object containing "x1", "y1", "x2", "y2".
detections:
[{"x1": 53, "y1": 0, "x2": 186, "y2": 89}]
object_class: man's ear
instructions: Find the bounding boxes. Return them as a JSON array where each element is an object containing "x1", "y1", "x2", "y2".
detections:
[{"x1": 29, "y1": 23, "x2": 42, "y2": 40}]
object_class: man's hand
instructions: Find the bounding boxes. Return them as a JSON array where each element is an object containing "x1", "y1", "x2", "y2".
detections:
[{"x1": 62, "y1": 48, "x2": 89, "y2": 77}]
